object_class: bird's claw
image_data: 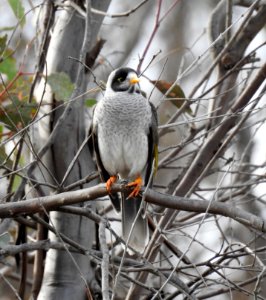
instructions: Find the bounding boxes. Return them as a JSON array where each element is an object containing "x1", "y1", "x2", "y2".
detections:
[
  {"x1": 127, "y1": 176, "x2": 142, "y2": 198},
  {"x1": 106, "y1": 176, "x2": 117, "y2": 193}
]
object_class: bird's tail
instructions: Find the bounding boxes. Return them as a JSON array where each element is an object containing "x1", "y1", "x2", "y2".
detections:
[{"x1": 121, "y1": 192, "x2": 148, "y2": 254}]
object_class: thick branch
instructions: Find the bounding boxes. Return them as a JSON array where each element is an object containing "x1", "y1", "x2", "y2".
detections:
[{"x1": 0, "y1": 184, "x2": 265, "y2": 233}]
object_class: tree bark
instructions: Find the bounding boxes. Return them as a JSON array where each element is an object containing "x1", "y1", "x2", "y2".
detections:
[{"x1": 32, "y1": 1, "x2": 111, "y2": 299}]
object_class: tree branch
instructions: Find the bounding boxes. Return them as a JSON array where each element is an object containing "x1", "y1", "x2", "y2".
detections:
[{"x1": 0, "y1": 184, "x2": 265, "y2": 234}]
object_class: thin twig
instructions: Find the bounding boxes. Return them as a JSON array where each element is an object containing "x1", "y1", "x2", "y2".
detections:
[
  {"x1": 67, "y1": 0, "x2": 149, "y2": 19},
  {"x1": 99, "y1": 220, "x2": 110, "y2": 300},
  {"x1": 137, "y1": 0, "x2": 162, "y2": 73}
]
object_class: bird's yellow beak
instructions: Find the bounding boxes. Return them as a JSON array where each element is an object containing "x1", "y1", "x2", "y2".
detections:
[{"x1": 129, "y1": 76, "x2": 140, "y2": 85}]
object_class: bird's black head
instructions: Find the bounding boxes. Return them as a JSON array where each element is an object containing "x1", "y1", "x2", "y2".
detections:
[{"x1": 106, "y1": 67, "x2": 141, "y2": 94}]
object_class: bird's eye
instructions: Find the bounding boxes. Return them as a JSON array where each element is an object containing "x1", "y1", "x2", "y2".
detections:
[{"x1": 117, "y1": 77, "x2": 125, "y2": 83}]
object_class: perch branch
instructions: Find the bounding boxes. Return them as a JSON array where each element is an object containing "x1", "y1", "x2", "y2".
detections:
[{"x1": 0, "y1": 184, "x2": 265, "y2": 234}]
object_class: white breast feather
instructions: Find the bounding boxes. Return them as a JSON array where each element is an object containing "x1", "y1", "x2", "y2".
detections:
[{"x1": 94, "y1": 92, "x2": 151, "y2": 180}]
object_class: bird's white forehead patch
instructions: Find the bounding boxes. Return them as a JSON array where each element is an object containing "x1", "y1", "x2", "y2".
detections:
[{"x1": 128, "y1": 71, "x2": 137, "y2": 79}]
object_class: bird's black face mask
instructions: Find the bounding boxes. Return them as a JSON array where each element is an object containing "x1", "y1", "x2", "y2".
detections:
[{"x1": 111, "y1": 68, "x2": 140, "y2": 93}]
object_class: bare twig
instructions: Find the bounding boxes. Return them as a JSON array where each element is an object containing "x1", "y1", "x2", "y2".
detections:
[
  {"x1": 67, "y1": 0, "x2": 149, "y2": 19},
  {"x1": 137, "y1": 0, "x2": 180, "y2": 72},
  {"x1": 99, "y1": 220, "x2": 110, "y2": 300},
  {"x1": 137, "y1": 0, "x2": 162, "y2": 73}
]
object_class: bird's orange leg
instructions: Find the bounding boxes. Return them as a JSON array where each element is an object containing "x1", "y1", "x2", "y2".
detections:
[
  {"x1": 106, "y1": 175, "x2": 117, "y2": 193},
  {"x1": 127, "y1": 176, "x2": 142, "y2": 198}
]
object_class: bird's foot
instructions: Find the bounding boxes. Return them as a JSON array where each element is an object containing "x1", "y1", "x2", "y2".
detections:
[
  {"x1": 106, "y1": 176, "x2": 117, "y2": 193},
  {"x1": 127, "y1": 176, "x2": 142, "y2": 198}
]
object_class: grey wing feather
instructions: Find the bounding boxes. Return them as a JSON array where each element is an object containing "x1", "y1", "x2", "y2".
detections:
[{"x1": 145, "y1": 102, "x2": 158, "y2": 186}]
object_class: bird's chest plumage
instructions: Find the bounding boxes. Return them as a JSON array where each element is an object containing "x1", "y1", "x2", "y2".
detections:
[{"x1": 93, "y1": 92, "x2": 151, "y2": 179}]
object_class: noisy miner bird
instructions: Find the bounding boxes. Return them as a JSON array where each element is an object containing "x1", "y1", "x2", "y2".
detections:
[{"x1": 91, "y1": 67, "x2": 158, "y2": 253}]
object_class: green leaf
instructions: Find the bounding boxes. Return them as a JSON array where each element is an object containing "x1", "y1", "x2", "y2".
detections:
[
  {"x1": 47, "y1": 72, "x2": 74, "y2": 101},
  {"x1": 0, "y1": 26, "x2": 16, "y2": 32},
  {"x1": 0, "y1": 98, "x2": 36, "y2": 131},
  {"x1": 85, "y1": 99, "x2": 97, "y2": 107},
  {"x1": 0, "y1": 146, "x2": 13, "y2": 168},
  {"x1": 0, "y1": 232, "x2": 10, "y2": 248},
  {"x1": 0, "y1": 35, "x2": 8, "y2": 57},
  {"x1": 12, "y1": 174, "x2": 22, "y2": 193},
  {"x1": 8, "y1": 0, "x2": 25, "y2": 27},
  {"x1": 0, "y1": 50, "x2": 17, "y2": 81}
]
